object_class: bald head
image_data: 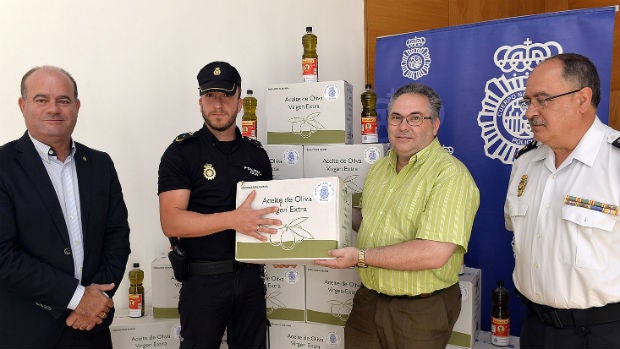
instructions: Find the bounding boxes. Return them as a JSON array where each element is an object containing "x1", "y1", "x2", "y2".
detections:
[{"x1": 21, "y1": 66, "x2": 78, "y2": 100}]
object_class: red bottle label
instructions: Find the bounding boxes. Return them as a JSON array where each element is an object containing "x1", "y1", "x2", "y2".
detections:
[
  {"x1": 302, "y1": 58, "x2": 318, "y2": 81},
  {"x1": 242, "y1": 120, "x2": 257, "y2": 139},
  {"x1": 491, "y1": 317, "x2": 510, "y2": 345},
  {"x1": 128, "y1": 293, "x2": 143, "y2": 317},
  {"x1": 361, "y1": 116, "x2": 378, "y2": 136}
]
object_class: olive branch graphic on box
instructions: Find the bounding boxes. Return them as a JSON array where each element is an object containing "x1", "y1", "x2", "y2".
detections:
[
  {"x1": 269, "y1": 216, "x2": 314, "y2": 250},
  {"x1": 265, "y1": 290, "x2": 286, "y2": 314},
  {"x1": 342, "y1": 175, "x2": 362, "y2": 193},
  {"x1": 288, "y1": 112, "x2": 324, "y2": 138},
  {"x1": 327, "y1": 298, "x2": 353, "y2": 321}
]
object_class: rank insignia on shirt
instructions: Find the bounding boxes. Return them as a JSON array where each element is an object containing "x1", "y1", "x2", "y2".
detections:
[
  {"x1": 203, "y1": 163, "x2": 216, "y2": 180},
  {"x1": 175, "y1": 132, "x2": 195, "y2": 143},
  {"x1": 517, "y1": 174, "x2": 527, "y2": 197}
]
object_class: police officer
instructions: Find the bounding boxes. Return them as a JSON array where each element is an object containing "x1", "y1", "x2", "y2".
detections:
[
  {"x1": 505, "y1": 53, "x2": 620, "y2": 348},
  {"x1": 158, "y1": 61, "x2": 281, "y2": 349}
]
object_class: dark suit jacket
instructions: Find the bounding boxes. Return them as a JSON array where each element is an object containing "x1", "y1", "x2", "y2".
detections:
[{"x1": 0, "y1": 132, "x2": 131, "y2": 348}]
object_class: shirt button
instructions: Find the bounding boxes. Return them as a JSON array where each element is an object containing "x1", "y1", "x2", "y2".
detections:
[{"x1": 64, "y1": 248, "x2": 71, "y2": 255}]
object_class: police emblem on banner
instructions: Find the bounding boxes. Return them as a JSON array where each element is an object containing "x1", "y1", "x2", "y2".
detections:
[
  {"x1": 477, "y1": 39, "x2": 562, "y2": 164},
  {"x1": 401, "y1": 36, "x2": 431, "y2": 80}
]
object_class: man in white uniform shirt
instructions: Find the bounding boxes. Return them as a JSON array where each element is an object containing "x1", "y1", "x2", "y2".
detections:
[{"x1": 505, "y1": 53, "x2": 620, "y2": 348}]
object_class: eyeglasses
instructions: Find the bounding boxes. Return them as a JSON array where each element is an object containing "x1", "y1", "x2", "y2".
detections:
[
  {"x1": 518, "y1": 88, "x2": 583, "y2": 112},
  {"x1": 388, "y1": 113, "x2": 433, "y2": 127}
]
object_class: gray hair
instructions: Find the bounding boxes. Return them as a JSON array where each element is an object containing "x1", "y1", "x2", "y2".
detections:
[
  {"x1": 387, "y1": 83, "x2": 441, "y2": 120},
  {"x1": 545, "y1": 53, "x2": 600, "y2": 108}
]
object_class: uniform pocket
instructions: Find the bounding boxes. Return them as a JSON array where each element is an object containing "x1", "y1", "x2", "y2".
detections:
[{"x1": 561, "y1": 205, "x2": 613, "y2": 270}]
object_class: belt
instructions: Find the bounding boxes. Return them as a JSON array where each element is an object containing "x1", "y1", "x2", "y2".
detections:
[
  {"x1": 375, "y1": 283, "x2": 457, "y2": 300},
  {"x1": 188, "y1": 260, "x2": 257, "y2": 276},
  {"x1": 518, "y1": 291, "x2": 620, "y2": 328}
]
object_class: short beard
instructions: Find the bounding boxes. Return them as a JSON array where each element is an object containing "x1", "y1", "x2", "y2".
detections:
[{"x1": 202, "y1": 111, "x2": 237, "y2": 132}]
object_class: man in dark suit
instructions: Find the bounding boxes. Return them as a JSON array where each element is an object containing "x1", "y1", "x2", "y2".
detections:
[{"x1": 0, "y1": 66, "x2": 131, "y2": 348}]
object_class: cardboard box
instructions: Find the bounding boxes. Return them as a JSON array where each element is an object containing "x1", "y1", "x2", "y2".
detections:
[
  {"x1": 111, "y1": 314, "x2": 181, "y2": 349},
  {"x1": 305, "y1": 266, "x2": 361, "y2": 326},
  {"x1": 266, "y1": 81, "x2": 353, "y2": 145},
  {"x1": 111, "y1": 311, "x2": 230, "y2": 349},
  {"x1": 269, "y1": 320, "x2": 345, "y2": 349},
  {"x1": 235, "y1": 177, "x2": 352, "y2": 264},
  {"x1": 264, "y1": 144, "x2": 304, "y2": 180},
  {"x1": 264, "y1": 265, "x2": 306, "y2": 322},
  {"x1": 448, "y1": 267, "x2": 481, "y2": 348},
  {"x1": 303, "y1": 144, "x2": 388, "y2": 207},
  {"x1": 151, "y1": 255, "x2": 181, "y2": 319}
]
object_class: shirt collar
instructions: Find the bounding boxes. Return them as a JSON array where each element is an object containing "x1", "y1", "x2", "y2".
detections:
[
  {"x1": 536, "y1": 117, "x2": 604, "y2": 168},
  {"x1": 569, "y1": 117, "x2": 605, "y2": 167},
  {"x1": 387, "y1": 137, "x2": 440, "y2": 170},
  {"x1": 28, "y1": 132, "x2": 75, "y2": 163}
]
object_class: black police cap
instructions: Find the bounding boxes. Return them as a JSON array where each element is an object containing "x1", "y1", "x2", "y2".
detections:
[{"x1": 197, "y1": 61, "x2": 241, "y2": 96}]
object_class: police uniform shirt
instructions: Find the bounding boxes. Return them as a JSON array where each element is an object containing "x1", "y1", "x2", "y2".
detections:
[
  {"x1": 158, "y1": 125, "x2": 272, "y2": 260},
  {"x1": 504, "y1": 117, "x2": 620, "y2": 309}
]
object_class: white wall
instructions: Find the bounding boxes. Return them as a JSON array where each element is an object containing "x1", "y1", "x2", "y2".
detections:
[{"x1": 0, "y1": 0, "x2": 365, "y2": 310}]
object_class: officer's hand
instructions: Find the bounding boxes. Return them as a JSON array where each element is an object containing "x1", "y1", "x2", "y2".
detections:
[{"x1": 235, "y1": 190, "x2": 281, "y2": 241}]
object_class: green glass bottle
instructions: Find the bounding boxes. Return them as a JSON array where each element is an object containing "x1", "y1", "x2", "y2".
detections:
[
  {"x1": 242, "y1": 90, "x2": 257, "y2": 139},
  {"x1": 128, "y1": 263, "x2": 145, "y2": 318},
  {"x1": 361, "y1": 84, "x2": 378, "y2": 143},
  {"x1": 302, "y1": 26, "x2": 318, "y2": 82}
]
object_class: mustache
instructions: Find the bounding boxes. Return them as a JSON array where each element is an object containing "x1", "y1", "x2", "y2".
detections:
[{"x1": 528, "y1": 117, "x2": 546, "y2": 126}]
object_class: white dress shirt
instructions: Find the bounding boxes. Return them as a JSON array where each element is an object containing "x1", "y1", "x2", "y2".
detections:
[
  {"x1": 505, "y1": 117, "x2": 620, "y2": 309},
  {"x1": 30, "y1": 134, "x2": 85, "y2": 309}
]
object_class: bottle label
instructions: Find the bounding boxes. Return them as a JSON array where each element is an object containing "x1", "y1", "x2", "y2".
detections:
[
  {"x1": 242, "y1": 120, "x2": 257, "y2": 139},
  {"x1": 362, "y1": 116, "x2": 378, "y2": 143},
  {"x1": 128, "y1": 293, "x2": 143, "y2": 318},
  {"x1": 491, "y1": 316, "x2": 510, "y2": 346},
  {"x1": 302, "y1": 58, "x2": 318, "y2": 82}
]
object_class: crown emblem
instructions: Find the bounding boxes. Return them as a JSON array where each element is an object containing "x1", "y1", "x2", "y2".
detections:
[
  {"x1": 406, "y1": 36, "x2": 426, "y2": 48},
  {"x1": 213, "y1": 67, "x2": 221, "y2": 76},
  {"x1": 494, "y1": 38, "x2": 562, "y2": 75}
]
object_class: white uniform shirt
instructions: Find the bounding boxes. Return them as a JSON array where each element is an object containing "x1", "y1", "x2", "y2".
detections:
[{"x1": 505, "y1": 117, "x2": 620, "y2": 309}]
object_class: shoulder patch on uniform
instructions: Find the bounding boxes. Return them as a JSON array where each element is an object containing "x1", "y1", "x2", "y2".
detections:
[
  {"x1": 515, "y1": 141, "x2": 538, "y2": 160},
  {"x1": 174, "y1": 132, "x2": 196, "y2": 143},
  {"x1": 612, "y1": 137, "x2": 620, "y2": 149},
  {"x1": 243, "y1": 136, "x2": 264, "y2": 149}
]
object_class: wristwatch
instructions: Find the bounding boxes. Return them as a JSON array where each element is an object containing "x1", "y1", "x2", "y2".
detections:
[{"x1": 357, "y1": 248, "x2": 368, "y2": 268}]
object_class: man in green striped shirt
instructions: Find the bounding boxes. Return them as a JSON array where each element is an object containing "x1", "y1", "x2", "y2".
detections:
[{"x1": 315, "y1": 83, "x2": 480, "y2": 349}]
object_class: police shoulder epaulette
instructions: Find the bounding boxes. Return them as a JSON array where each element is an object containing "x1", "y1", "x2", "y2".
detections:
[
  {"x1": 243, "y1": 136, "x2": 264, "y2": 149},
  {"x1": 174, "y1": 132, "x2": 196, "y2": 143},
  {"x1": 609, "y1": 134, "x2": 620, "y2": 149},
  {"x1": 515, "y1": 141, "x2": 538, "y2": 160}
]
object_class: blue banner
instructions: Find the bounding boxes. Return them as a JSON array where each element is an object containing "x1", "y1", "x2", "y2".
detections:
[{"x1": 375, "y1": 7, "x2": 616, "y2": 335}]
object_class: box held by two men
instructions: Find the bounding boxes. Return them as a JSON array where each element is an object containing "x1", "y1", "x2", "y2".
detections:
[
  {"x1": 265, "y1": 81, "x2": 353, "y2": 145},
  {"x1": 235, "y1": 176, "x2": 352, "y2": 265}
]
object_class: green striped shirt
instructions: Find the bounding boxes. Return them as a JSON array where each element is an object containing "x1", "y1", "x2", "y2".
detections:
[{"x1": 357, "y1": 138, "x2": 479, "y2": 295}]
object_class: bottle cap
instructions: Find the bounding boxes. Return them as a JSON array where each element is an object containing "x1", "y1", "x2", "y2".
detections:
[
  {"x1": 306, "y1": 26, "x2": 312, "y2": 32},
  {"x1": 247, "y1": 89, "x2": 253, "y2": 95},
  {"x1": 133, "y1": 262, "x2": 139, "y2": 268},
  {"x1": 365, "y1": 83, "x2": 372, "y2": 89}
]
